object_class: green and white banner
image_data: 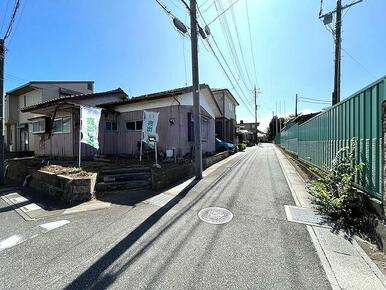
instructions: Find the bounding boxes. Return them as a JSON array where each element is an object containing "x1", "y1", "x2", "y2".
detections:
[
  {"x1": 81, "y1": 106, "x2": 102, "y2": 149},
  {"x1": 142, "y1": 110, "x2": 159, "y2": 140}
]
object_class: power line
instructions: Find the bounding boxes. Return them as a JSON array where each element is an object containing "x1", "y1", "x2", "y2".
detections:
[
  {"x1": 206, "y1": 0, "x2": 241, "y2": 26},
  {"x1": 214, "y1": 0, "x2": 251, "y2": 93},
  {"x1": 229, "y1": 0, "x2": 253, "y2": 88},
  {"x1": 3, "y1": 0, "x2": 20, "y2": 41},
  {"x1": 155, "y1": 0, "x2": 177, "y2": 17},
  {"x1": 198, "y1": 0, "x2": 212, "y2": 9},
  {"x1": 245, "y1": 0, "x2": 257, "y2": 85},
  {"x1": 201, "y1": 0, "x2": 215, "y2": 14},
  {"x1": 206, "y1": 38, "x2": 254, "y2": 116},
  {"x1": 341, "y1": 47, "x2": 376, "y2": 79},
  {"x1": 299, "y1": 99, "x2": 330, "y2": 105},
  {"x1": 0, "y1": 0, "x2": 11, "y2": 35},
  {"x1": 197, "y1": 6, "x2": 254, "y2": 116},
  {"x1": 299, "y1": 96, "x2": 330, "y2": 102}
]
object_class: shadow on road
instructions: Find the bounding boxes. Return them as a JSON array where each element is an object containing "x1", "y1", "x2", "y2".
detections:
[
  {"x1": 62, "y1": 152, "x2": 250, "y2": 290},
  {"x1": 63, "y1": 179, "x2": 200, "y2": 290}
]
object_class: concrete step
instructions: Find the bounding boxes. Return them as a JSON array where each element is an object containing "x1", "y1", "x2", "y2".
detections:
[
  {"x1": 102, "y1": 172, "x2": 152, "y2": 182},
  {"x1": 95, "y1": 180, "x2": 151, "y2": 193}
]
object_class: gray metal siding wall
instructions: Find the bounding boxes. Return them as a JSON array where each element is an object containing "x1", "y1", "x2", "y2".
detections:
[{"x1": 279, "y1": 77, "x2": 386, "y2": 200}]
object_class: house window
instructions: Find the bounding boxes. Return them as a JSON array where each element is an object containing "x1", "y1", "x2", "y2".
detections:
[
  {"x1": 136, "y1": 121, "x2": 143, "y2": 131},
  {"x1": 32, "y1": 119, "x2": 46, "y2": 134},
  {"x1": 106, "y1": 121, "x2": 117, "y2": 131},
  {"x1": 126, "y1": 120, "x2": 142, "y2": 131},
  {"x1": 23, "y1": 95, "x2": 27, "y2": 107},
  {"x1": 52, "y1": 117, "x2": 71, "y2": 133}
]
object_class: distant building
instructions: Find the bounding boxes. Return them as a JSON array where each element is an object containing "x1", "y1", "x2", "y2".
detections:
[
  {"x1": 4, "y1": 81, "x2": 94, "y2": 152},
  {"x1": 236, "y1": 120, "x2": 261, "y2": 143},
  {"x1": 212, "y1": 88, "x2": 239, "y2": 143},
  {"x1": 283, "y1": 112, "x2": 321, "y2": 130}
]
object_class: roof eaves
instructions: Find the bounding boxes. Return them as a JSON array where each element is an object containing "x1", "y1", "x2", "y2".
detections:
[{"x1": 21, "y1": 88, "x2": 126, "y2": 112}]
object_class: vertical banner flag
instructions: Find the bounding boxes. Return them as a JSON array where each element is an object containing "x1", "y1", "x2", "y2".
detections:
[
  {"x1": 81, "y1": 106, "x2": 102, "y2": 149},
  {"x1": 142, "y1": 110, "x2": 159, "y2": 140}
]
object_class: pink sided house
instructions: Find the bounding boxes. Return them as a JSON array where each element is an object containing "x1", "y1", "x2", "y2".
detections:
[{"x1": 21, "y1": 84, "x2": 222, "y2": 159}]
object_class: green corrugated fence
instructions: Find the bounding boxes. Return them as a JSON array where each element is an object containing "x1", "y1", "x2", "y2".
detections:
[{"x1": 277, "y1": 76, "x2": 386, "y2": 200}]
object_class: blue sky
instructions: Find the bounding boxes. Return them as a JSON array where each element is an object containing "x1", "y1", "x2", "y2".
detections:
[{"x1": 2, "y1": 0, "x2": 386, "y2": 131}]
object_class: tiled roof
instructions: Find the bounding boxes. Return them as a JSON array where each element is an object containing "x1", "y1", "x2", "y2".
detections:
[{"x1": 99, "y1": 84, "x2": 210, "y2": 108}]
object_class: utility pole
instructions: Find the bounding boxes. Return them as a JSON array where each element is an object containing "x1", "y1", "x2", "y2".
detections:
[
  {"x1": 190, "y1": 0, "x2": 202, "y2": 179},
  {"x1": 319, "y1": 0, "x2": 362, "y2": 105},
  {"x1": 333, "y1": 0, "x2": 342, "y2": 105},
  {"x1": 279, "y1": 100, "x2": 282, "y2": 133},
  {"x1": 0, "y1": 39, "x2": 4, "y2": 185},
  {"x1": 295, "y1": 93, "x2": 298, "y2": 117},
  {"x1": 254, "y1": 85, "x2": 257, "y2": 143},
  {"x1": 275, "y1": 101, "x2": 278, "y2": 139}
]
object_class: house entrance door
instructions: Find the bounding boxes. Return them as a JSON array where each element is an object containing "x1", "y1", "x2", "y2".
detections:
[{"x1": 20, "y1": 128, "x2": 29, "y2": 151}]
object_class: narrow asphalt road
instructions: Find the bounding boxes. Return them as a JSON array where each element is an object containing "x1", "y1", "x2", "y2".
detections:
[{"x1": 0, "y1": 144, "x2": 331, "y2": 289}]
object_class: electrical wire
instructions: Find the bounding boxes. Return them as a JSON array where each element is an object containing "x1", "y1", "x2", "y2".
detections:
[
  {"x1": 198, "y1": 0, "x2": 212, "y2": 9},
  {"x1": 299, "y1": 96, "x2": 330, "y2": 102},
  {"x1": 155, "y1": 0, "x2": 178, "y2": 19},
  {"x1": 201, "y1": 1, "x2": 215, "y2": 14},
  {"x1": 228, "y1": 0, "x2": 253, "y2": 88},
  {"x1": 214, "y1": 0, "x2": 251, "y2": 93},
  {"x1": 206, "y1": 39, "x2": 254, "y2": 116},
  {"x1": 245, "y1": 0, "x2": 258, "y2": 85},
  {"x1": 341, "y1": 47, "x2": 376, "y2": 79},
  {"x1": 0, "y1": 0, "x2": 11, "y2": 35},
  {"x1": 197, "y1": 5, "x2": 254, "y2": 116},
  {"x1": 3, "y1": 0, "x2": 20, "y2": 41},
  {"x1": 206, "y1": 0, "x2": 240, "y2": 26}
]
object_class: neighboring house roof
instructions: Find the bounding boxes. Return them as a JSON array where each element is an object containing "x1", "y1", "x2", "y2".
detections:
[
  {"x1": 6, "y1": 80, "x2": 95, "y2": 96},
  {"x1": 99, "y1": 84, "x2": 222, "y2": 115},
  {"x1": 211, "y1": 88, "x2": 240, "y2": 106},
  {"x1": 21, "y1": 88, "x2": 127, "y2": 113},
  {"x1": 289, "y1": 112, "x2": 320, "y2": 125}
]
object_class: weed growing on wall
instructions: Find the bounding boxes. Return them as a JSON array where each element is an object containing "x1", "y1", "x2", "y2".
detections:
[{"x1": 307, "y1": 138, "x2": 369, "y2": 237}]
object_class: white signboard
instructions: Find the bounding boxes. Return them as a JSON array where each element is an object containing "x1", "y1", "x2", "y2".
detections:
[
  {"x1": 142, "y1": 110, "x2": 159, "y2": 140},
  {"x1": 80, "y1": 106, "x2": 102, "y2": 150}
]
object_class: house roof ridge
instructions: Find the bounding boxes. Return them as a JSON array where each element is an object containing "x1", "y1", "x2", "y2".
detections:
[{"x1": 21, "y1": 88, "x2": 127, "y2": 112}]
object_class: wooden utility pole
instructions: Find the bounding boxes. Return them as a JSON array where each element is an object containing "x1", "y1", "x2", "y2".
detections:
[
  {"x1": 333, "y1": 0, "x2": 342, "y2": 105},
  {"x1": 0, "y1": 39, "x2": 4, "y2": 184},
  {"x1": 190, "y1": 0, "x2": 202, "y2": 179},
  {"x1": 319, "y1": 0, "x2": 362, "y2": 105},
  {"x1": 254, "y1": 85, "x2": 257, "y2": 142},
  {"x1": 295, "y1": 93, "x2": 298, "y2": 117}
]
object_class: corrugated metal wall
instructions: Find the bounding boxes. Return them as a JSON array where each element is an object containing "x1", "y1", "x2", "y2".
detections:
[{"x1": 278, "y1": 76, "x2": 386, "y2": 200}]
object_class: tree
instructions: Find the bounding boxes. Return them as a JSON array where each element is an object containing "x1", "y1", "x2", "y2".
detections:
[{"x1": 267, "y1": 116, "x2": 285, "y2": 141}]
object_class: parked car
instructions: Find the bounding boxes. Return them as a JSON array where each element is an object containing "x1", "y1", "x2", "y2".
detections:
[{"x1": 215, "y1": 138, "x2": 236, "y2": 154}]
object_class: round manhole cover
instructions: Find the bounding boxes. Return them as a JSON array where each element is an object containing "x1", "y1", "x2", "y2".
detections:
[{"x1": 198, "y1": 207, "x2": 233, "y2": 224}]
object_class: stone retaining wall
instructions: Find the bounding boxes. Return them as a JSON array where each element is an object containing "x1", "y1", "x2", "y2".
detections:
[
  {"x1": 28, "y1": 170, "x2": 97, "y2": 204},
  {"x1": 152, "y1": 151, "x2": 230, "y2": 192}
]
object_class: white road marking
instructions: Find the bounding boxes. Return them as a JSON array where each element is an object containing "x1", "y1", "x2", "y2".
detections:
[
  {"x1": 39, "y1": 220, "x2": 70, "y2": 232},
  {"x1": 9, "y1": 196, "x2": 29, "y2": 204},
  {"x1": 0, "y1": 235, "x2": 24, "y2": 252},
  {"x1": 21, "y1": 203, "x2": 42, "y2": 212},
  {"x1": 4, "y1": 192, "x2": 19, "y2": 198}
]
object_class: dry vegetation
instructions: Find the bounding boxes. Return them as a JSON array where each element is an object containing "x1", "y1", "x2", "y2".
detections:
[{"x1": 41, "y1": 165, "x2": 93, "y2": 178}]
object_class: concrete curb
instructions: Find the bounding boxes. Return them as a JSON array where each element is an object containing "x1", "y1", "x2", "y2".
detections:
[{"x1": 273, "y1": 144, "x2": 386, "y2": 290}]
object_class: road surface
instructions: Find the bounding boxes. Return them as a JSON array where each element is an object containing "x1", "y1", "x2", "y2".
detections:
[{"x1": 0, "y1": 144, "x2": 330, "y2": 289}]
